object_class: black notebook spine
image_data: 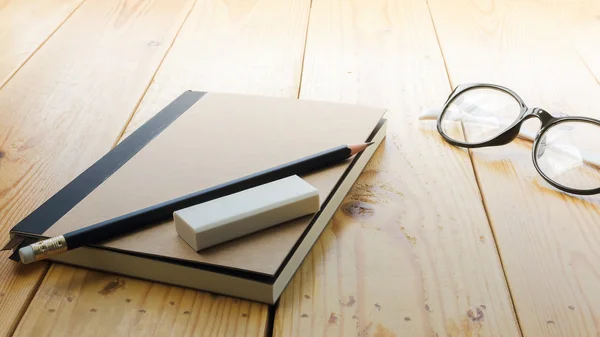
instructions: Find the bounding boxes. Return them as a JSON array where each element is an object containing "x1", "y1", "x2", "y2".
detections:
[{"x1": 6, "y1": 91, "x2": 206, "y2": 258}]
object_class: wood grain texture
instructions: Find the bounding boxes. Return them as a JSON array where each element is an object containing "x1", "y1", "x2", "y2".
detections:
[
  {"x1": 12, "y1": 264, "x2": 268, "y2": 337},
  {"x1": 0, "y1": 0, "x2": 84, "y2": 87},
  {"x1": 427, "y1": 0, "x2": 600, "y2": 335},
  {"x1": 121, "y1": 0, "x2": 311, "y2": 138},
  {"x1": 274, "y1": 0, "x2": 520, "y2": 336},
  {"x1": 0, "y1": 0, "x2": 194, "y2": 336},
  {"x1": 0, "y1": 259, "x2": 48, "y2": 337},
  {"x1": 12, "y1": 0, "x2": 312, "y2": 335},
  {"x1": 566, "y1": 2, "x2": 600, "y2": 83}
]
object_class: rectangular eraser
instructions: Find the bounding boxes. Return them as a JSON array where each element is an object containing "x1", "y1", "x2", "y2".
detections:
[{"x1": 173, "y1": 175, "x2": 320, "y2": 251}]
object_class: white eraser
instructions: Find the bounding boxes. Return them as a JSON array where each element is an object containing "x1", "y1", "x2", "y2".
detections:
[{"x1": 174, "y1": 175, "x2": 320, "y2": 251}]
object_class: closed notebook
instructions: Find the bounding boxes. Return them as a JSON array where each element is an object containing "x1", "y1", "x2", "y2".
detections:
[{"x1": 5, "y1": 91, "x2": 387, "y2": 304}]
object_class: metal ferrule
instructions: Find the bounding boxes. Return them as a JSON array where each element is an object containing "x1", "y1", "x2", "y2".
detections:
[{"x1": 31, "y1": 236, "x2": 68, "y2": 261}]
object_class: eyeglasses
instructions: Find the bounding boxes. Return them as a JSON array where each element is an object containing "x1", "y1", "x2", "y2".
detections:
[{"x1": 432, "y1": 83, "x2": 600, "y2": 195}]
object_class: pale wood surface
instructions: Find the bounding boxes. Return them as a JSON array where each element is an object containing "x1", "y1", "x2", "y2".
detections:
[
  {"x1": 567, "y1": 2, "x2": 600, "y2": 83},
  {"x1": 427, "y1": 0, "x2": 600, "y2": 336},
  {"x1": 121, "y1": 0, "x2": 311, "y2": 138},
  {"x1": 10, "y1": 0, "x2": 311, "y2": 336},
  {"x1": 273, "y1": 0, "x2": 520, "y2": 336},
  {"x1": 0, "y1": 0, "x2": 194, "y2": 336},
  {"x1": 2, "y1": 0, "x2": 600, "y2": 336},
  {"x1": 12, "y1": 264, "x2": 268, "y2": 337},
  {"x1": 0, "y1": 0, "x2": 84, "y2": 87}
]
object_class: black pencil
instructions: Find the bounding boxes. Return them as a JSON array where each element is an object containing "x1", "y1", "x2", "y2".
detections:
[{"x1": 18, "y1": 142, "x2": 375, "y2": 264}]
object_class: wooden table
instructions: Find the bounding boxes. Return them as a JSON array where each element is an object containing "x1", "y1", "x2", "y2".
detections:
[{"x1": 1, "y1": 0, "x2": 599, "y2": 336}]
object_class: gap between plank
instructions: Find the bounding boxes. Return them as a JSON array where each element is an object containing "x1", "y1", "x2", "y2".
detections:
[
  {"x1": 7, "y1": 263, "x2": 51, "y2": 337},
  {"x1": 465, "y1": 150, "x2": 524, "y2": 337},
  {"x1": 265, "y1": 303, "x2": 276, "y2": 337},
  {"x1": 423, "y1": 0, "x2": 525, "y2": 335},
  {"x1": 111, "y1": 0, "x2": 199, "y2": 148},
  {"x1": 0, "y1": 0, "x2": 88, "y2": 90},
  {"x1": 573, "y1": 46, "x2": 600, "y2": 87},
  {"x1": 424, "y1": 0, "x2": 452, "y2": 94},
  {"x1": 294, "y1": 0, "x2": 314, "y2": 99}
]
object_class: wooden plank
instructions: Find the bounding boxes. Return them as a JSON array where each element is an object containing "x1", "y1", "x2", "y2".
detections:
[
  {"x1": 0, "y1": 0, "x2": 194, "y2": 336},
  {"x1": 568, "y1": 3, "x2": 600, "y2": 82},
  {"x1": 13, "y1": 0, "x2": 312, "y2": 336},
  {"x1": 273, "y1": 0, "x2": 521, "y2": 336},
  {"x1": 0, "y1": 0, "x2": 85, "y2": 87},
  {"x1": 120, "y1": 0, "x2": 311, "y2": 138},
  {"x1": 426, "y1": 0, "x2": 600, "y2": 336},
  {"x1": 12, "y1": 264, "x2": 269, "y2": 337}
]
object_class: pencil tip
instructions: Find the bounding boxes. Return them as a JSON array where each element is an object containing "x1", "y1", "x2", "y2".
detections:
[{"x1": 348, "y1": 142, "x2": 376, "y2": 156}]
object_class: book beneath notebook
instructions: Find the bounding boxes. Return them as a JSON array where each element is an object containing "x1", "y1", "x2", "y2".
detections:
[{"x1": 5, "y1": 91, "x2": 387, "y2": 304}]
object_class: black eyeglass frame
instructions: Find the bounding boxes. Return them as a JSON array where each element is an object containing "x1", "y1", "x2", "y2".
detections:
[{"x1": 436, "y1": 83, "x2": 600, "y2": 196}]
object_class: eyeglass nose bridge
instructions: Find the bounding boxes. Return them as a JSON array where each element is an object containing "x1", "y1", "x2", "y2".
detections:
[
  {"x1": 522, "y1": 107, "x2": 555, "y2": 125},
  {"x1": 487, "y1": 107, "x2": 554, "y2": 147}
]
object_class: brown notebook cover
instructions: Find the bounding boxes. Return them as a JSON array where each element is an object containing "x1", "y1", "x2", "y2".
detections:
[{"x1": 7, "y1": 91, "x2": 387, "y2": 303}]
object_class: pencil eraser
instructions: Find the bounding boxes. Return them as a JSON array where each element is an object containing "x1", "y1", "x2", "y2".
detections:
[
  {"x1": 18, "y1": 246, "x2": 35, "y2": 264},
  {"x1": 174, "y1": 175, "x2": 320, "y2": 251}
]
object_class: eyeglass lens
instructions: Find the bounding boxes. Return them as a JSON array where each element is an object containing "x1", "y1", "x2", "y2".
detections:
[
  {"x1": 440, "y1": 87, "x2": 521, "y2": 144},
  {"x1": 535, "y1": 121, "x2": 600, "y2": 191}
]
